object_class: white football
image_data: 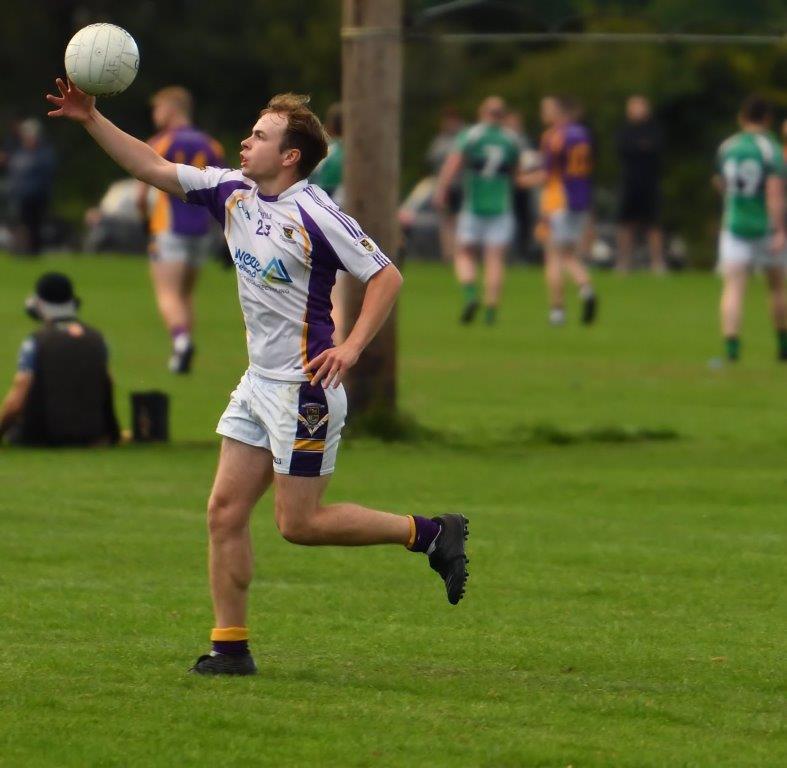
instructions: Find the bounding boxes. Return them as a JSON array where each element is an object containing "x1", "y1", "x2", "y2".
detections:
[{"x1": 64, "y1": 23, "x2": 139, "y2": 97}]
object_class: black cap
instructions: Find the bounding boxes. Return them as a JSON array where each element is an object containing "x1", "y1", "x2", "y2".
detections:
[{"x1": 35, "y1": 273, "x2": 75, "y2": 304}]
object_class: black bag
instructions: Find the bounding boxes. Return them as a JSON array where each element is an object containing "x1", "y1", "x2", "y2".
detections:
[{"x1": 131, "y1": 391, "x2": 169, "y2": 442}]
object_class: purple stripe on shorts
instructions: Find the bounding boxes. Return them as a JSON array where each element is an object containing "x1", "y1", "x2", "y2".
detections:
[
  {"x1": 296, "y1": 202, "x2": 343, "y2": 363},
  {"x1": 289, "y1": 382, "x2": 328, "y2": 476},
  {"x1": 186, "y1": 180, "x2": 250, "y2": 228}
]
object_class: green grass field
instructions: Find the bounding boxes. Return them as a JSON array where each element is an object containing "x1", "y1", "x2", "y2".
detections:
[{"x1": 0, "y1": 255, "x2": 785, "y2": 767}]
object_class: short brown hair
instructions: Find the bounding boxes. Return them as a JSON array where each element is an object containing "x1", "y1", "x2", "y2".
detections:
[
  {"x1": 260, "y1": 93, "x2": 329, "y2": 178},
  {"x1": 151, "y1": 86, "x2": 193, "y2": 118}
]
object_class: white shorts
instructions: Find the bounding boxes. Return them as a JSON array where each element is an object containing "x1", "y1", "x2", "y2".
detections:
[
  {"x1": 457, "y1": 211, "x2": 515, "y2": 247},
  {"x1": 216, "y1": 369, "x2": 347, "y2": 476},
  {"x1": 549, "y1": 210, "x2": 589, "y2": 247},
  {"x1": 150, "y1": 232, "x2": 212, "y2": 267},
  {"x1": 717, "y1": 231, "x2": 786, "y2": 273}
]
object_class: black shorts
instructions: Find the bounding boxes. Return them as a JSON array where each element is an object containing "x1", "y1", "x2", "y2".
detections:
[{"x1": 618, "y1": 188, "x2": 659, "y2": 226}]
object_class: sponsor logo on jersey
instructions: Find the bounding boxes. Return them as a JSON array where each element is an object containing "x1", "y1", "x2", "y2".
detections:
[
  {"x1": 236, "y1": 199, "x2": 251, "y2": 220},
  {"x1": 234, "y1": 247, "x2": 261, "y2": 278},
  {"x1": 259, "y1": 257, "x2": 293, "y2": 284},
  {"x1": 233, "y1": 249, "x2": 293, "y2": 285}
]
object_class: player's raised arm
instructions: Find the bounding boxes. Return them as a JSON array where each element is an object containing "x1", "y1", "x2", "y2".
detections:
[{"x1": 46, "y1": 78, "x2": 183, "y2": 197}]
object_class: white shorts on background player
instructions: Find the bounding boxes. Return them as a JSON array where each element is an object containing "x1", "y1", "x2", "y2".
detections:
[
  {"x1": 150, "y1": 232, "x2": 212, "y2": 267},
  {"x1": 549, "y1": 210, "x2": 589, "y2": 247},
  {"x1": 217, "y1": 369, "x2": 347, "y2": 476},
  {"x1": 457, "y1": 211, "x2": 515, "y2": 247},
  {"x1": 717, "y1": 230, "x2": 787, "y2": 273}
]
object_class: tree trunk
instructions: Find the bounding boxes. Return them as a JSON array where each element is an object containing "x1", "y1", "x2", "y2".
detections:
[{"x1": 340, "y1": 0, "x2": 402, "y2": 419}]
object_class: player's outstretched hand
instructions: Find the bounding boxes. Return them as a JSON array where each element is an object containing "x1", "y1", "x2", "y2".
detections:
[
  {"x1": 46, "y1": 78, "x2": 95, "y2": 123},
  {"x1": 306, "y1": 343, "x2": 361, "y2": 389}
]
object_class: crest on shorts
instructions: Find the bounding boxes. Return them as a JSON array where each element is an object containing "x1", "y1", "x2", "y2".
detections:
[{"x1": 298, "y1": 402, "x2": 329, "y2": 436}]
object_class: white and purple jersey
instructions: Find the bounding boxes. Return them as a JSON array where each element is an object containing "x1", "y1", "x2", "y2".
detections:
[{"x1": 176, "y1": 165, "x2": 391, "y2": 382}]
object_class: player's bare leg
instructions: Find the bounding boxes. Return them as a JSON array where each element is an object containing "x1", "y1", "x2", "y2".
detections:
[
  {"x1": 719, "y1": 265, "x2": 747, "y2": 361},
  {"x1": 481, "y1": 244, "x2": 506, "y2": 324},
  {"x1": 647, "y1": 226, "x2": 666, "y2": 273},
  {"x1": 563, "y1": 249, "x2": 597, "y2": 325},
  {"x1": 191, "y1": 438, "x2": 273, "y2": 675},
  {"x1": 616, "y1": 223, "x2": 634, "y2": 272},
  {"x1": 455, "y1": 243, "x2": 480, "y2": 323},
  {"x1": 545, "y1": 245, "x2": 566, "y2": 325},
  {"x1": 149, "y1": 260, "x2": 195, "y2": 372},
  {"x1": 208, "y1": 438, "x2": 273, "y2": 626},
  {"x1": 764, "y1": 266, "x2": 787, "y2": 360},
  {"x1": 274, "y1": 475, "x2": 409, "y2": 545},
  {"x1": 274, "y1": 474, "x2": 469, "y2": 604},
  {"x1": 182, "y1": 263, "x2": 200, "y2": 332},
  {"x1": 439, "y1": 212, "x2": 457, "y2": 265}
]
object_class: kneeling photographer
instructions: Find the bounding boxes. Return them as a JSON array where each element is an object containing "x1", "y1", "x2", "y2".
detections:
[{"x1": 0, "y1": 272, "x2": 119, "y2": 446}]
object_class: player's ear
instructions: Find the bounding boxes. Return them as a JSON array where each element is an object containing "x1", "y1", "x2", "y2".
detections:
[{"x1": 283, "y1": 147, "x2": 301, "y2": 169}]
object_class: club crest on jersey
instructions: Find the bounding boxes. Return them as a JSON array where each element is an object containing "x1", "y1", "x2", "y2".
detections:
[
  {"x1": 282, "y1": 226, "x2": 294, "y2": 240},
  {"x1": 358, "y1": 236, "x2": 376, "y2": 253},
  {"x1": 298, "y1": 402, "x2": 329, "y2": 436}
]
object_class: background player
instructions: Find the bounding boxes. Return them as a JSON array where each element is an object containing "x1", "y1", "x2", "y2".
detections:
[
  {"x1": 138, "y1": 86, "x2": 224, "y2": 373},
  {"x1": 434, "y1": 95, "x2": 522, "y2": 325},
  {"x1": 524, "y1": 96, "x2": 597, "y2": 326},
  {"x1": 715, "y1": 95, "x2": 787, "y2": 362},
  {"x1": 46, "y1": 79, "x2": 470, "y2": 676}
]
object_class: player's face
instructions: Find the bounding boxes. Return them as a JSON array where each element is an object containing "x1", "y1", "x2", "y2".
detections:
[
  {"x1": 240, "y1": 112, "x2": 299, "y2": 180},
  {"x1": 151, "y1": 100, "x2": 174, "y2": 130},
  {"x1": 540, "y1": 98, "x2": 559, "y2": 127}
]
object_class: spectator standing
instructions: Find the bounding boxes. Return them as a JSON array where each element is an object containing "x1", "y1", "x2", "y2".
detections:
[
  {"x1": 6, "y1": 119, "x2": 56, "y2": 255},
  {"x1": 616, "y1": 95, "x2": 666, "y2": 273}
]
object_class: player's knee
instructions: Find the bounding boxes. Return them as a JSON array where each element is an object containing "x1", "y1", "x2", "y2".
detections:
[
  {"x1": 207, "y1": 492, "x2": 248, "y2": 539},
  {"x1": 274, "y1": 502, "x2": 319, "y2": 545}
]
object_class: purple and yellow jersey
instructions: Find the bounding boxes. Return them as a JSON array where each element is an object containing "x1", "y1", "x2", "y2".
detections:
[
  {"x1": 540, "y1": 122, "x2": 593, "y2": 214},
  {"x1": 148, "y1": 127, "x2": 224, "y2": 236}
]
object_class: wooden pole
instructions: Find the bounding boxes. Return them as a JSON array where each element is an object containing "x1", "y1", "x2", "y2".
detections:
[{"x1": 341, "y1": 0, "x2": 402, "y2": 419}]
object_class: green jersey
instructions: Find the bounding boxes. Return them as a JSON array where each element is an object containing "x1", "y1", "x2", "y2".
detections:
[
  {"x1": 718, "y1": 130, "x2": 784, "y2": 239},
  {"x1": 456, "y1": 123, "x2": 521, "y2": 216},
  {"x1": 310, "y1": 139, "x2": 343, "y2": 196}
]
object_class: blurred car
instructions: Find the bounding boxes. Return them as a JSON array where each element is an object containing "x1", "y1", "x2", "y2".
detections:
[{"x1": 83, "y1": 178, "x2": 148, "y2": 254}]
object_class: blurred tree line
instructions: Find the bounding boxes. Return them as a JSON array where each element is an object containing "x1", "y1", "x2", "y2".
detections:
[{"x1": 1, "y1": 0, "x2": 786, "y2": 264}]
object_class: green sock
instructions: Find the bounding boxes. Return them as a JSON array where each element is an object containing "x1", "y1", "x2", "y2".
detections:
[
  {"x1": 725, "y1": 336, "x2": 740, "y2": 362},
  {"x1": 462, "y1": 283, "x2": 478, "y2": 305},
  {"x1": 484, "y1": 306, "x2": 497, "y2": 325},
  {"x1": 778, "y1": 330, "x2": 787, "y2": 358}
]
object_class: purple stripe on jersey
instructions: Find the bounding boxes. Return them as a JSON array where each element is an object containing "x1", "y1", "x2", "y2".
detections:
[
  {"x1": 186, "y1": 180, "x2": 251, "y2": 228},
  {"x1": 289, "y1": 382, "x2": 328, "y2": 476},
  {"x1": 257, "y1": 192, "x2": 279, "y2": 202},
  {"x1": 304, "y1": 187, "x2": 363, "y2": 239},
  {"x1": 372, "y1": 253, "x2": 390, "y2": 269},
  {"x1": 296, "y1": 203, "x2": 343, "y2": 364}
]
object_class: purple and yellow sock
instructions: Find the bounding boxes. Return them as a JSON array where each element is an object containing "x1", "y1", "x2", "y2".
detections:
[
  {"x1": 211, "y1": 626, "x2": 249, "y2": 656},
  {"x1": 406, "y1": 515, "x2": 442, "y2": 554}
]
